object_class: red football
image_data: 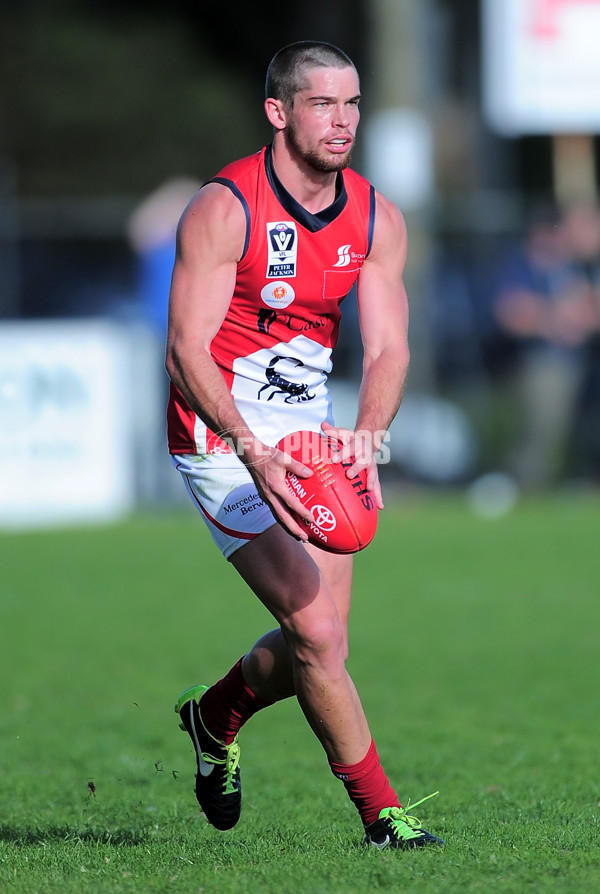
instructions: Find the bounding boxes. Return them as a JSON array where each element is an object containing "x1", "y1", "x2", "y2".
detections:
[{"x1": 277, "y1": 430, "x2": 378, "y2": 554}]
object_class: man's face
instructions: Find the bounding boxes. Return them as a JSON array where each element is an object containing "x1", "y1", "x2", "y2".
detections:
[{"x1": 284, "y1": 65, "x2": 361, "y2": 174}]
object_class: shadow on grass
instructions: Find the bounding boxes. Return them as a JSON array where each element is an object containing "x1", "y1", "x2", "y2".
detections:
[{"x1": 0, "y1": 823, "x2": 149, "y2": 847}]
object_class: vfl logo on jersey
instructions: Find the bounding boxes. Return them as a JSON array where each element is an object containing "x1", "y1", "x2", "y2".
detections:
[
  {"x1": 333, "y1": 244, "x2": 352, "y2": 267},
  {"x1": 260, "y1": 281, "x2": 295, "y2": 309},
  {"x1": 267, "y1": 222, "x2": 298, "y2": 278}
]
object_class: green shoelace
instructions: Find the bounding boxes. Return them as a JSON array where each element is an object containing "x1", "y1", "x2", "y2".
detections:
[
  {"x1": 380, "y1": 791, "x2": 439, "y2": 839},
  {"x1": 202, "y1": 741, "x2": 241, "y2": 795}
]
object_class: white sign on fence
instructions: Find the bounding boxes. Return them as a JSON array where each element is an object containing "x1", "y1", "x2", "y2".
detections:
[
  {"x1": 483, "y1": 0, "x2": 600, "y2": 134},
  {"x1": 0, "y1": 319, "x2": 135, "y2": 529}
]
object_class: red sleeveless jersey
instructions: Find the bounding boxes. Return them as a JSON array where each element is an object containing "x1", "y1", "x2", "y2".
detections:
[{"x1": 167, "y1": 144, "x2": 376, "y2": 454}]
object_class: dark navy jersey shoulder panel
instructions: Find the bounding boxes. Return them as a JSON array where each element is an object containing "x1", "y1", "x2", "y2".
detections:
[
  {"x1": 207, "y1": 176, "x2": 251, "y2": 260},
  {"x1": 367, "y1": 185, "x2": 376, "y2": 257}
]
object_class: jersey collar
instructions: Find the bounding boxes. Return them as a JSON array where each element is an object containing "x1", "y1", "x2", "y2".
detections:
[{"x1": 264, "y1": 144, "x2": 348, "y2": 233}]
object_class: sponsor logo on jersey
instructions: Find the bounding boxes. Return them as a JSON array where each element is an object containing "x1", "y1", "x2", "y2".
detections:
[
  {"x1": 206, "y1": 431, "x2": 234, "y2": 454},
  {"x1": 256, "y1": 308, "x2": 327, "y2": 335},
  {"x1": 266, "y1": 221, "x2": 298, "y2": 278},
  {"x1": 333, "y1": 244, "x2": 352, "y2": 267},
  {"x1": 260, "y1": 281, "x2": 295, "y2": 309}
]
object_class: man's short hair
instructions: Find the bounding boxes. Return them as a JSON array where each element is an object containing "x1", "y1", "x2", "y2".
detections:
[{"x1": 265, "y1": 41, "x2": 357, "y2": 109}]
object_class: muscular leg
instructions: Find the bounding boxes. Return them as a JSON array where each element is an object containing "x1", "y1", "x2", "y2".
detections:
[
  {"x1": 194, "y1": 523, "x2": 401, "y2": 831},
  {"x1": 180, "y1": 522, "x2": 438, "y2": 842},
  {"x1": 239, "y1": 541, "x2": 353, "y2": 701},
  {"x1": 230, "y1": 524, "x2": 371, "y2": 765}
]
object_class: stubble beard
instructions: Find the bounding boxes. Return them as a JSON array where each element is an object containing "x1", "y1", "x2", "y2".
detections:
[{"x1": 285, "y1": 124, "x2": 353, "y2": 174}]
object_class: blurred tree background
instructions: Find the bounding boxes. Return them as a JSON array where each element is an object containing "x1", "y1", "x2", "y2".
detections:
[
  {"x1": 0, "y1": 0, "x2": 367, "y2": 197},
  {"x1": 0, "y1": 0, "x2": 372, "y2": 320}
]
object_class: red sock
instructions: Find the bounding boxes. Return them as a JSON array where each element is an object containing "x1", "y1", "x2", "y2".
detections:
[
  {"x1": 200, "y1": 657, "x2": 272, "y2": 745},
  {"x1": 329, "y1": 739, "x2": 401, "y2": 827}
]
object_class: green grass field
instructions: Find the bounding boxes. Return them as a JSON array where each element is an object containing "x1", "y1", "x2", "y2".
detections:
[{"x1": 1, "y1": 492, "x2": 599, "y2": 893}]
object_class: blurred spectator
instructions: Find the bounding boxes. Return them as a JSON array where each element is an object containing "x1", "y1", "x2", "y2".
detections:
[
  {"x1": 491, "y1": 204, "x2": 596, "y2": 490},
  {"x1": 127, "y1": 177, "x2": 200, "y2": 336},
  {"x1": 563, "y1": 203, "x2": 600, "y2": 481},
  {"x1": 126, "y1": 178, "x2": 200, "y2": 506}
]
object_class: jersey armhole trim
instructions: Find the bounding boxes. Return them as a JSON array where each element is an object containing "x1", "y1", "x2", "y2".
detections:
[
  {"x1": 366, "y1": 185, "x2": 376, "y2": 258},
  {"x1": 209, "y1": 176, "x2": 251, "y2": 261}
]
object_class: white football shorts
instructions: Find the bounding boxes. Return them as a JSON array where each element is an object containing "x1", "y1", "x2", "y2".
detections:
[{"x1": 172, "y1": 452, "x2": 277, "y2": 559}]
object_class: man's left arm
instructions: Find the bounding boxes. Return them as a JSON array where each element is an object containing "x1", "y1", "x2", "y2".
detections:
[{"x1": 325, "y1": 192, "x2": 410, "y2": 508}]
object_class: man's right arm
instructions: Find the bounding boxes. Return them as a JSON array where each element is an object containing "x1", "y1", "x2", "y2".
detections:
[{"x1": 165, "y1": 183, "x2": 312, "y2": 539}]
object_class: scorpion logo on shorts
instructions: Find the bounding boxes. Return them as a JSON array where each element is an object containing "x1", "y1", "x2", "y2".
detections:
[{"x1": 258, "y1": 356, "x2": 316, "y2": 403}]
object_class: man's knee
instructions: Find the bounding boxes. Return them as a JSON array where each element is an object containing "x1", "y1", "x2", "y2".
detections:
[{"x1": 283, "y1": 610, "x2": 346, "y2": 666}]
